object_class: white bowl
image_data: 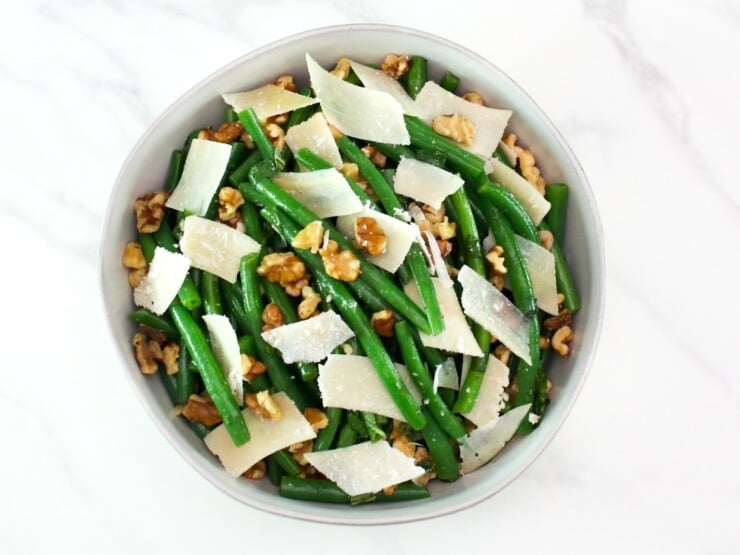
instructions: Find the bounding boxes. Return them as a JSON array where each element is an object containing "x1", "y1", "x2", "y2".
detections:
[{"x1": 99, "y1": 23, "x2": 605, "y2": 525}]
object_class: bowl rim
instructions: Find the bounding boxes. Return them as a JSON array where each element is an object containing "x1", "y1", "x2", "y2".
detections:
[{"x1": 99, "y1": 22, "x2": 605, "y2": 525}]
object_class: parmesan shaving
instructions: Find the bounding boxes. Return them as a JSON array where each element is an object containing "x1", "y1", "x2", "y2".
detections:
[
  {"x1": 261, "y1": 310, "x2": 354, "y2": 363},
  {"x1": 202, "y1": 314, "x2": 243, "y2": 406},
  {"x1": 462, "y1": 356, "x2": 509, "y2": 428},
  {"x1": 284, "y1": 112, "x2": 343, "y2": 170},
  {"x1": 490, "y1": 159, "x2": 551, "y2": 225},
  {"x1": 133, "y1": 247, "x2": 191, "y2": 315},
  {"x1": 349, "y1": 60, "x2": 425, "y2": 117},
  {"x1": 271, "y1": 169, "x2": 363, "y2": 218},
  {"x1": 514, "y1": 234, "x2": 559, "y2": 315},
  {"x1": 459, "y1": 404, "x2": 531, "y2": 474},
  {"x1": 393, "y1": 157, "x2": 464, "y2": 209},
  {"x1": 221, "y1": 84, "x2": 318, "y2": 121}
]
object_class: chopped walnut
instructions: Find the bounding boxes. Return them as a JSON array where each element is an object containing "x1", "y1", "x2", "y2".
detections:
[
  {"x1": 432, "y1": 114, "x2": 475, "y2": 146},
  {"x1": 413, "y1": 445, "x2": 430, "y2": 465},
  {"x1": 257, "y1": 252, "x2": 307, "y2": 294},
  {"x1": 128, "y1": 268, "x2": 147, "y2": 289},
  {"x1": 122, "y1": 242, "x2": 146, "y2": 269},
  {"x1": 240, "y1": 131, "x2": 255, "y2": 149},
  {"x1": 319, "y1": 240, "x2": 361, "y2": 282},
  {"x1": 462, "y1": 91, "x2": 485, "y2": 105},
  {"x1": 382, "y1": 54, "x2": 410, "y2": 79},
  {"x1": 291, "y1": 221, "x2": 324, "y2": 254},
  {"x1": 288, "y1": 440, "x2": 314, "y2": 466},
  {"x1": 539, "y1": 229, "x2": 554, "y2": 251},
  {"x1": 486, "y1": 245, "x2": 507, "y2": 275},
  {"x1": 274, "y1": 74, "x2": 297, "y2": 92},
  {"x1": 539, "y1": 336, "x2": 551, "y2": 349},
  {"x1": 502, "y1": 133, "x2": 547, "y2": 194},
  {"x1": 556, "y1": 293, "x2": 565, "y2": 307},
  {"x1": 543, "y1": 309, "x2": 573, "y2": 331},
  {"x1": 218, "y1": 187, "x2": 245, "y2": 222},
  {"x1": 182, "y1": 394, "x2": 222, "y2": 426},
  {"x1": 162, "y1": 343, "x2": 179, "y2": 375},
  {"x1": 132, "y1": 332, "x2": 160, "y2": 375},
  {"x1": 133, "y1": 191, "x2": 169, "y2": 233},
  {"x1": 421, "y1": 203, "x2": 446, "y2": 224},
  {"x1": 392, "y1": 436, "x2": 417, "y2": 458},
  {"x1": 246, "y1": 391, "x2": 282, "y2": 420},
  {"x1": 200, "y1": 121, "x2": 244, "y2": 143},
  {"x1": 551, "y1": 325, "x2": 574, "y2": 356},
  {"x1": 413, "y1": 470, "x2": 436, "y2": 487},
  {"x1": 494, "y1": 344, "x2": 511, "y2": 366},
  {"x1": 242, "y1": 460, "x2": 266, "y2": 480},
  {"x1": 304, "y1": 408, "x2": 329, "y2": 433},
  {"x1": 284, "y1": 277, "x2": 309, "y2": 297},
  {"x1": 361, "y1": 145, "x2": 387, "y2": 168},
  {"x1": 371, "y1": 309, "x2": 396, "y2": 338},
  {"x1": 354, "y1": 216, "x2": 387, "y2": 256},
  {"x1": 490, "y1": 274, "x2": 505, "y2": 291},
  {"x1": 436, "y1": 239, "x2": 452, "y2": 258},
  {"x1": 241, "y1": 354, "x2": 267, "y2": 381},
  {"x1": 382, "y1": 484, "x2": 398, "y2": 496},
  {"x1": 331, "y1": 57, "x2": 352, "y2": 80},
  {"x1": 340, "y1": 162, "x2": 360, "y2": 182},
  {"x1": 264, "y1": 122, "x2": 285, "y2": 149},
  {"x1": 297, "y1": 286, "x2": 321, "y2": 320},
  {"x1": 261, "y1": 303, "x2": 284, "y2": 331},
  {"x1": 434, "y1": 217, "x2": 457, "y2": 240},
  {"x1": 389, "y1": 419, "x2": 411, "y2": 441}
]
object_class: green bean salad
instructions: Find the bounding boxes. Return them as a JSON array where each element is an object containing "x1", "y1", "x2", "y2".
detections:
[{"x1": 123, "y1": 53, "x2": 580, "y2": 504}]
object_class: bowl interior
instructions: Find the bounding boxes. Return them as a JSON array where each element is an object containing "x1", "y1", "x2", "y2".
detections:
[{"x1": 99, "y1": 24, "x2": 605, "y2": 525}]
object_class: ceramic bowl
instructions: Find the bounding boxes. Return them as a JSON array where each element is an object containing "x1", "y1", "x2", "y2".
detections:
[{"x1": 99, "y1": 23, "x2": 605, "y2": 524}]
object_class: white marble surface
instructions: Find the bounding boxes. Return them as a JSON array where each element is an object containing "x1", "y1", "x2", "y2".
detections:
[{"x1": 1, "y1": 0, "x2": 738, "y2": 553}]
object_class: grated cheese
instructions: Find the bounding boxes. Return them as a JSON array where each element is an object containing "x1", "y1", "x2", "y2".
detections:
[
  {"x1": 165, "y1": 139, "x2": 232, "y2": 216},
  {"x1": 261, "y1": 310, "x2": 354, "y2": 363},
  {"x1": 317, "y1": 354, "x2": 421, "y2": 421},
  {"x1": 133, "y1": 247, "x2": 190, "y2": 315},
  {"x1": 304, "y1": 440, "x2": 425, "y2": 496},
  {"x1": 204, "y1": 392, "x2": 316, "y2": 477},
  {"x1": 179, "y1": 215, "x2": 261, "y2": 283}
]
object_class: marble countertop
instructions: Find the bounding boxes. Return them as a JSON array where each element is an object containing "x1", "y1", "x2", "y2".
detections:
[{"x1": 2, "y1": 1, "x2": 738, "y2": 553}]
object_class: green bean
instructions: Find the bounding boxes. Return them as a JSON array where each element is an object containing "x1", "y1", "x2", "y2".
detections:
[
  {"x1": 262, "y1": 279, "x2": 319, "y2": 383},
  {"x1": 128, "y1": 308, "x2": 179, "y2": 339},
  {"x1": 293, "y1": 147, "x2": 375, "y2": 207},
  {"x1": 226, "y1": 142, "x2": 248, "y2": 174},
  {"x1": 335, "y1": 422, "x2": 358, "y2": 448},
  {"x1": 138, "y1": 233, "x2": 157, "y2": 263},
  {"x1": 269, "y1": 449, "x2": 302, "y2": 477},
  {"x1": 493, "y1": 145, "x2": 515, "y2": 169},
  {"x1": 420, "y1": 407, "x2": 460, "y2": 481},
  {"x1": 346, "y1": 278, "x2": 388, "y2": 313},
  {"x1": 183, "y1": 129, "x2": 200, "y2": 151},
  {"x1": 228, "y1": 149, "x2": 262, "y2": 187},
  {"x1": 242, "y1": 179, "x2": 432, "y2": 334},
  {"x1": 174, "y1": 337, "x2": 195, "y2": 405},
  {"x1": 169, "y1": 303, "x2": 249, "y2": 445},
  {"x1": 160, "y1": 370, "x2": 178, "y2": 402},
  {"x1": 395, "y1": 321, "x2": 467, "y2": 441},
  {"x1": 404, "y1": 115, "x2": 486, "y2": 180},
  {"x1": 369, "y1": 142, "x2": 417, "y2": 162},
  {"x1": 237, "y1": 335, "x2": 257, "y2": 357},
  {"x1": 439, "y1": 70, "x2": 460, "y2": 93},
  {"x1": 224, "y1": 107, "x2": 239, "y2": 123},
  {"x1": 164, "y1": 149, "x2": 185, "y2": 191},
  {"x1": 448, "y1": 188, "x2": 491, "y2": 414},
  {"x1": 279, "y1": 477, "x2": 430, "y2": 504},
  {"x1": 239, "y1": 253, "x2": 308, "y2": 410},
  {"x1": 314, "y1": 407, "x2": 343, "y2": 451},
  {"x1": 415, "y1": 148, "x2": 448, "y2": 168},
  {"x1": 266, "y1": 455, "x2": 283, "y2": 486},
  {"x1": 475, "y1": 180, "x2": 539, "y2": 242},
  {"x1": 475, "y1": 197, "x2": 540, "y2": 433},
  {"x1": 544, "y1": 183, "x2": 569, "y2": 245},
  {"x1": 238, "y1": 107, "x2": 275, "y2": 163},
  {"x1": 286, "y1": 87, "x2": 317, "y2": 127},
  {"x1": 201, "y1": 272, "x2": 223, "y2": 315},
  {"x1": 361, "y1": 412, "x2": 386, "y2": 442},
  {"x1": 336, "y1": 136, "x2": 443, "y2": 335},
  {"x1": 406, "y1": 56, "x2": 427, "y2": 99},
  {"x1": 539, "y1": 220, "x2": 581, "y2": 313},
  {"x1": 261, "y1": 207, "x2": 426, "y2": 430},
  {"x1": 152, "y1": 220, "x2": 202, "y2": 310},
  {"x1": 219, "y1": 280, "x2": 251, "y2": 335}
]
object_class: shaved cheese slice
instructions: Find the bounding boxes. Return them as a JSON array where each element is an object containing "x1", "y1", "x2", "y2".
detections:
[
  {"x1": 306, "y1": 54, "x2": 410, "y2": 144},
  {"x1": 514, "y1": 235, "x2": 559, "y2": 315},
  {"x1": 133, "y1": 247, "x2": 190, "y2": 315},
  {"x1": 460, "y1": 404, "x2": 531, "y2": 474},
  {"x1": 405, "y1": 278, "x2": 483, "y2": 357},
  {"x1": 317, "y1": 354, "x2": 422, "y2": 421},
  {"x1": 221, "y1": 84, "x2": 318, "y2": 121},
  {"x1": 304, "y1": 441, "x2": 425, "y2": 496},
  {"x1": 179, "y1": 215, "x2": 261, "y2": 283},
  {"x1": 202, "y1": 314, "x2": 243, "y2": 406},
  {"x1": 498, "y1": 139, "x2": 518, "y2": 166},
  {"x1": 490, "y1": 159, "x2": 551, "y2": 225},
  {"x1": 165, "y1": 139, "x2": 232, "y2": 216},
  {"x1": 261, "y1": 310, "x2": 354, "y2": 363},
  {"x1": 204, "y1": 392, "x2": 316, "y2": 476},
  {"x1": 349, "y1": 60, "x2": 424, "y2": 117},
  {"x1": 284, "y1": 112, "x2": 343, "y2": 170},
  {"x1": 336, "y1": 208, "x2": 416, "y2": 273},
  {"x1": 414, "y1": 81, "x2": 512, "y2": 158},
  {"x1": 433, "y1": 358, "x2": 459, "y2": 392},
  {"x1": 458, "y1": 265, "x2": 532, "y2": 365},
  {"x1": 271, "y1": 169, "x2": 363, "y2": 218},
  {"x1": 393, "y1": 157, "x2": 464, "y2": 209},
  {"x1": 462, "y1": 356, "x2": 509, "y2": 428}
]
